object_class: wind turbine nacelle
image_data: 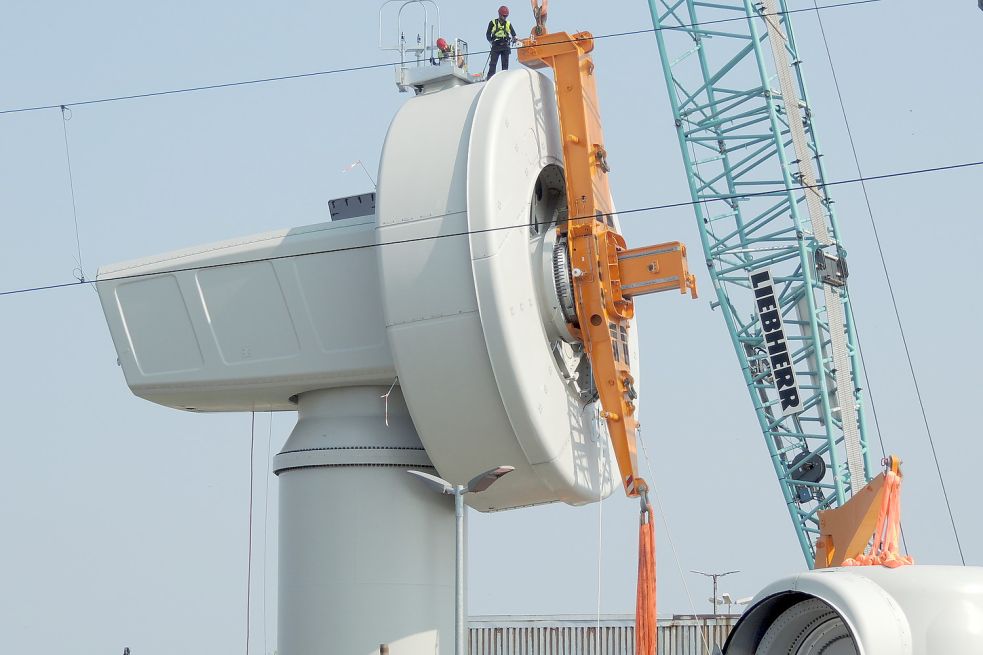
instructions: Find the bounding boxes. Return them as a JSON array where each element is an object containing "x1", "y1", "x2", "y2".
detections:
[
  {"x1": 97, "y1": 69, "x2": 625, "y2": 511},
  {"x1": 97, "y1": 217, "x2": 395, "y2": 412},
  {"x1": 724, "y1": 565, "x2": 983, "y2": 654}
]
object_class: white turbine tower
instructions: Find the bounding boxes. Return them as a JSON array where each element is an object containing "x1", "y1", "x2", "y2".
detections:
[{"x1": 96, "y1": 68, "x2": 621, "y2": 654}]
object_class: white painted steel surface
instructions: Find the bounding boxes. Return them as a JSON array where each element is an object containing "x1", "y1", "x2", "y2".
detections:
[
  {"x1": 97, "y1": 68, "x2": 620, "y2": 511},
  {"x1": 468, "y1": 615, "x2": 737, "y2": 654},
  {"x1": 95, "y1": 65, "x2": 647, "y2": 654},
  {"x1": 96, "y1": 216, "x2": 395, "y2": 412},
  {"x1": 377, "y1": 68, "x2": 619, "y2": 511},
  {"x1": 275, "y1": 387, "x2": 453, "y2": 655},
  {"x1": 727, "y1": 565, "x2": 983, "y2": 654}
]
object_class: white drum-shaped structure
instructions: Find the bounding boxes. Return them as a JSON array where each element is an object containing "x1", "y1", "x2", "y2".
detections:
[{"x1": 376, "y1": 68, "x2": 624, "y2": 511}]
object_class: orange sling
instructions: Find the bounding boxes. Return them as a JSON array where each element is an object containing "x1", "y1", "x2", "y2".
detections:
[
  {"x1": 636, "y1": 499, "x2": 657, "y2": 655},
  {"x1": 842, "y1": 469, "x2": 913, "y2": 568}
]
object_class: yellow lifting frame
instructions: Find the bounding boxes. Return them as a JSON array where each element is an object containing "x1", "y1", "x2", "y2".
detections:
[
  {"x1": 814, "y1": 455, "x2": 908, "y2": 568},
  {"x1": 519, "y1": 31, "x2": 697, "y2": 497}
]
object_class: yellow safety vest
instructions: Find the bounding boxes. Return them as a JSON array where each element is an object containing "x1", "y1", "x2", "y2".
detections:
[{"x1": 491, "y1": 19, "x2": 512, "y2": 40}]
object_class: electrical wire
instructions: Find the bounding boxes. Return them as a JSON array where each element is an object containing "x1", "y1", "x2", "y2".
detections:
[
  {"x1": 246, "y1": 411, "x2": 256, "y2": 655},
  {"x1": 263, "y1": 412, "x2": 274, "y2": 655},
  {"x1": 59, "y1": 106, "x2": 85, "y2": 282},
  {"x1": 594, "y1": 409, "x2": 603, "y2": 654},
  {"x1": 810, "y1": 1, "x2": 964, "y2": 565},
  {"x1": 845, "y1": 303, "x2": 909, "y2": 555},
  {"x1": 590, "y1": 0, "x2": 880, "y2": 45},
  {"x1": 0, "y1": 0, "x2": 880, "y2": 117},
  {"x1": 637, "y1": 427, "x2": 711, "y2": 655},
  {"x1": 0, "y1": 61, "x2": 397, "y2": 116},
  {"x1": 0, "y1": 158, "x2": 978, "y2": 300}
]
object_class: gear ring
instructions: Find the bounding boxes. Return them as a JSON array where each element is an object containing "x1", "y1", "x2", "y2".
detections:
[{"x1": 552, "y1": 236, "x2": 578, "y2": 326}]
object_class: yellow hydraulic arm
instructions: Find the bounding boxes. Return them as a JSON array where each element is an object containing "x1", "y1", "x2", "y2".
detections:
[{"x1": 518, "y1": 30, "x2": 697, "y2": 497}]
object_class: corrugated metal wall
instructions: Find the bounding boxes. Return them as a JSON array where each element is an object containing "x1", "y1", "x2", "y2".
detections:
[
  {"x1": 469, "y1": 624, "x2": 633, "y2": 655},
  {"x1": 468, "y1": 615, "x2": 737, "y2": 655}
]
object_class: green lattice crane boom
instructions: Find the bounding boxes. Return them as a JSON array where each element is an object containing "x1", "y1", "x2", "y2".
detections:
[{"x1": 644, "y1": 0, "x2": 875, "y2": 565}]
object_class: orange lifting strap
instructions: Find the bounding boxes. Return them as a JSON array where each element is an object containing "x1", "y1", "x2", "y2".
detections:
[
  {"x1": 842, "y1": 458, "x2": 914, "y2": 568},
  {"x1": 519, "y1": 29, "x2": 696, "y2": 499},
  {"x1": 816, "y1": 456, "x2": 914, "y2": 568},
  {"x1": 636, "y1": 497, "x2": 657, "y2": 655}
]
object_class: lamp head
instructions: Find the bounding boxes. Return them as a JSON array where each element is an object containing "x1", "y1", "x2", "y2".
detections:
[
  {"x1": 407, "y1": 470, "x2": 454, "y2": 495},
  {"x1": 467, "y1": 465, "x2": 515, "y2": 493}
]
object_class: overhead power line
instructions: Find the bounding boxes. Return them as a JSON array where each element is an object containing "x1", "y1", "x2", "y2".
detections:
[
  {"x1": 246, "y1": 413, "x2": 257, "y2": 655},
  {"x1": 0, "y1": 0, "x2": 881, "y2": 116},
  {"x1": 59, "y1": 106, "x2": 86, "y2": 282},
  {"x1": 811, "y1": 1, "x2": 964, "y2": 564},
  {"x1": 0, "y1": 157, "x2": 977, "y2": 300}
]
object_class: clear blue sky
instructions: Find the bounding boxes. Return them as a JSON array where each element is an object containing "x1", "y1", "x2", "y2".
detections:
[{"x1": 1, "y1": 1, "x2": 980, "y2": 653}]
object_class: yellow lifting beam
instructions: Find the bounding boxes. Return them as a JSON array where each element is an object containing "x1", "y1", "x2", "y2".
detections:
[
  {"x1": 815, "y1": 455, "x2": 912, "y2": 568},
  {"x1": 519, "y1": 31, "x2": 697, "y2": 497}
]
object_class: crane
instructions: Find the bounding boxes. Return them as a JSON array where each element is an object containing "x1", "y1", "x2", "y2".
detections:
[
  {"x1": 643, "y1": 0, "x2": 893, "y2": 566},
  {"x1": 515, "y1": 0, "x2": 908, "y2": 569}
]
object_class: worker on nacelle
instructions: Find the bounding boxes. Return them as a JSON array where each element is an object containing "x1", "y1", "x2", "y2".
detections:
[
  {"x1": 434, "y1": 37, "x2": 465, "y2": 69},
  {"x1": 486, "y1": 5, "x2": 518, "y2": 78},
  {"x1": 435, "y1": 37, "x2": 452, "y2": 63},
  {"x1": 438, "y1": 38, "x2": 451, "y2": 55}
]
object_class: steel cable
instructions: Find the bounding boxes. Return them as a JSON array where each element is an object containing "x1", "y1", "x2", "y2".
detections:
[
  {"x1": 810, "y1": 0, "x2": 964, "y2": 565},
  {"x1": 0, "y1": 158, "x2": 978, "y2": 300},
  {"x1": 0, "y1": 0, "x2": 881, "y2": 116}
]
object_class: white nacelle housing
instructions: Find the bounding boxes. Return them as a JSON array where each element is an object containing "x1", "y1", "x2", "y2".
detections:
[
  {"x1": 98, "y1": 217, "x2": 394, "y2": 412},
  {"x1": 725, "y1": 565, "x2": 983, "y2": 654},
  {"x1": 97, "y1": 69, "x2": 625, "y2": 512}
]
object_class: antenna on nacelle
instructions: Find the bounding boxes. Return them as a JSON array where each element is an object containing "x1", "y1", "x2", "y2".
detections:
[
  {"x1": 378, "y1": 0, "x2": 439, "y2": 66},
  {"x1": 379, "y1": 0, "x2": 476, "y2": 94}
]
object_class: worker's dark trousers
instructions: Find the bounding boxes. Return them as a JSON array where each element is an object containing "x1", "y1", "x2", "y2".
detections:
[{"x1": 488, "y1": 45, "x2": 510, "y2": 78}]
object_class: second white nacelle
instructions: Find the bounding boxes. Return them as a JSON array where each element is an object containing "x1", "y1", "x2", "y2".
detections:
[{"x1": 726, "y1": 565, "x2": 983, "y2": 654}]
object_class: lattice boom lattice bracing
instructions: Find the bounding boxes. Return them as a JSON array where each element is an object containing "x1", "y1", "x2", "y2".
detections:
[{"x1": 646, "y1": 0, "x2": 873, "y2": 564}]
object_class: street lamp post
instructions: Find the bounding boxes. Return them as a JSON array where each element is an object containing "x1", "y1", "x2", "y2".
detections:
[
  {"x1": 691, "y1": 569, "x2": 740, "y2": 619},
  {"x1": 692, "y1": 569, "x2": 740, "y2": 651},
  {"x1": 408, "y1": 466, "x2": 515, "y2": 655}
]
